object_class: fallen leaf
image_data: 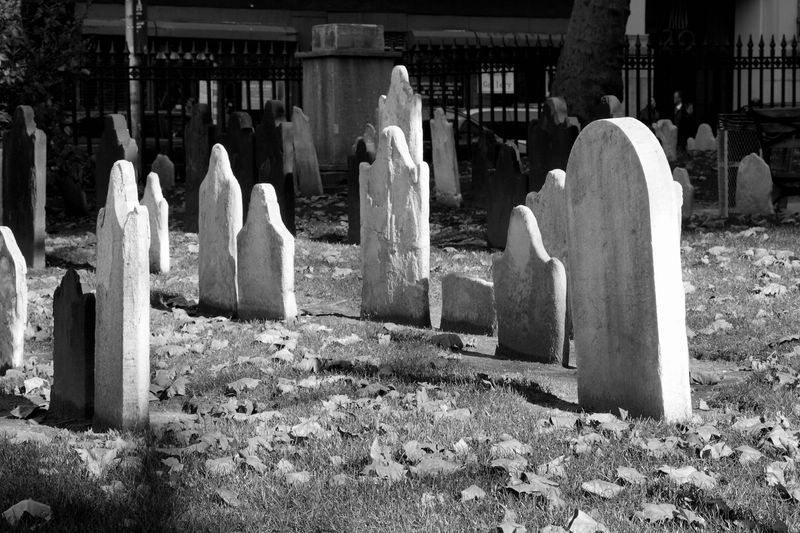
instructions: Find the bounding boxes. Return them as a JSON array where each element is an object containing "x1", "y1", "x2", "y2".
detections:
[
  {"x1": 284, "y1": 471, "x2": 312, "y2": 486},
  {"x1": 75, "y1": 447, "x2": 118, "y2": 477},
  {"x1": 215, "y1": 488, "x2": 240, "y2": 507},
  {"x1": 736, "y1": 445, "x2": 765, "y2": 465},
  {"x1": 413, "y1": 456, "x2": 461, "y2": 477},
  {"x1": 226, "y1": 378, "x2": 260, "y2": 396},
  {"x1": 205, "y1": 456, "x2": 236, "y2": 476},
  {"x1": 567, "y1": 509, "x2": 609, "y2": 532},
  {"x1": 616, "y1": 466, "x2": 647, "y2": 485},
  {"x1": 580, "y1": 479, "x2": 624, "y2": 499},
  {"x1": 491, "y1": 438, "x2": 532, "y2": 458},
  {"x1": 634, "y1": 503, "x2": 678, "y2": 523},
  {"x1": 2, "y1": 499, "x2": 52, "y2": 526},
  {"x1": 461, "y1": 484, "x2": 486, "y2": 502}
]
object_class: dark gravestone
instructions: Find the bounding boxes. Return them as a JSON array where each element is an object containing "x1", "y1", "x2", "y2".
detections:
[
  {"x1": 256, "y1": 101, "x2": 295, "y2": 234},
  {"x1": 587, "y1": 94, "x2": 622, "y2": 122},
  {"x1": 254, "y1": 100, "x2": 287, "y2": 182},
  {"x1": 150, "y1": 154, "x2": 175, "y2": 193},
  {"x1": 223, "y1": 112, "x2": 256, "y2": 218},
  {"x1": 51, "y1": 269, "x2": 96, "y2": 420},
  {"x1": 527, "y1": 97, "x2": 579, "y2": 193},
  {"x1": 347, "y1": 137, "x2": 376, "y2": 244},
  {"x1": 471, "y1": 130, "x2": 499, "y2": 207},
  {"x1": 2, "y1": 106, "x2": 46, "y2": 268},
  {"x1": 487, "y1": 142, "x2": 528, "y2": 249},
  {"x1": 184, "y1": 104, "x2": 214, "y2": 232},
  {"x1": 95, "y1": 114, "x2": 138, "y2": 210}
]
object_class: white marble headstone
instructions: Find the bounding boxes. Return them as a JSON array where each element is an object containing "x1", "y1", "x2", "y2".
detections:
[
  {"x1": 291, "y1": 106, "x2": 324, "y2": 197},
  {"x1": 0, "y1": 227, "x2": 27, "y2": 372},
  {"x1": 430, "y1": 108, "x2": 462, "y2": 207},
  {"x1": 377, "y1": 66, "x2": 423, "y2": 167},
  {"x1": 735, "y1": 153, "x2": 774, "y2": 215},
  {"x1": 141, "y1": 172, "x2": 170, "y2": 274},
  {"x1": 654, "y1": 119, "x2": 678, "y2": 161}
]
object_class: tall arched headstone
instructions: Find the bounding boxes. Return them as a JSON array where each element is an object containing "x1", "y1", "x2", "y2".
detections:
[
  {"x1": 566, "y1": 117, "x2": 691, "y2": 421},
  {"x1": 672, "y1": 167, "x2": 694, "y2": 221},
  {"x1": 471, "y1": 130, "x2": 498, "y2": 208},
  {"x1": 347, "y1": 135, "x2": 376, "y2": 244},
  {"x1": 487, "y1": 142, "x2": 527, "y2": 249},
  {"x1": 2, "y1": 106, "x2": 46, "y2": 268},
  {"x1": 96, "y1": 115, "x2": 138, "y2": 210},
  {"x1": 0, "y1": 227, "x2": 26, "y2": 373},
  {"x1": 237, "y1": 184, "x2": 297, "y2": 320},
  {"x1": 223, "y1": 112, "x2": 256, "y2": 218},
  {"x1": 360, "y1": 126, "x2": 430, "y2": 327},
  {"x1": 94, "y1": 160, "x2": 150, "y2": 431},
  {"x1": 199, "y1": 145, "x2": 243, "y2": 315},
  {"x1": 377, "y1": 65, "x2": 423, "y2": 167},
  {"x1": 430, "y1": 108, "x2": 462, "y2": 207},
  {"x1": 150, "y1": 154, "x2": 175, "y2": 193},
  {"x1": 527, "y1": 97, "x2": 579, "y2": 193},
  {"x1": 141, "y1": 173, "x2": 170, "y2": 274},
  {"x1": 184, "y1": 104, "x2": 214, "y2": 232},
  {"x1": 654, "y1": 119, "x2": 678, "y2": 162},
  {"x1": 291, "y1": 106, "x2": 324, "y2": 197}
]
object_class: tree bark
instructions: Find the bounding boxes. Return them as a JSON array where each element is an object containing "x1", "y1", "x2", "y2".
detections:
[{"x1": 551, "y1": 0, "x2": 631, "y2": 124}]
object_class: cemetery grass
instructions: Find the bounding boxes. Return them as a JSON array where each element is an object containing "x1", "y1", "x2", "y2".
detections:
[{"x1": 2, "y1": 194, "x2": 800, "y2": 531}]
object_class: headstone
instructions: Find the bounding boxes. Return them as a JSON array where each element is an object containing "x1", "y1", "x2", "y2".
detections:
[
  {"x1": 223, "y1": 112, "x2": 256, "y2": 217},
  {"x1": 360, "y1": 126, "x2": 430, "y2": 327},
  {"x1": 735, "y1": 153, "x2": 774, "y2": 215},
  {"x1": 377, "y1": 65, "x2": 423, "y2": 167},
  {"x1": 440, "y1": 273, "x2": 496, "y2": 335},
  {"x1": 673, "y1": 181, "x2": 684, "y2": 231},
  {"x1": 150, "y1": 154, "x2": 175, "y2": 193},
  {"x1": 487, "y1": 142, "x2": 528, "y2": 249},
  {"x1": 471, "y1": 130, "x2": 498, "y2": 207},
  {"x1": 94, "y1": 160, "x2": 150, "y2": 431},
  {"x1": 0, "y1": 227, "x2": 26, "y2": 372},
  {"x1": 184, "y1": 104, "x2": 214, "y2": 232},
  {"x1": 566, "y1": 117, "x2": 691, "y2": 421},
  {"x1": 672, "y1": 167, "x2": 695, "y2": 221},
  {"x1": 96, "y1": 114, "x2": 138, "y2": 210},
  {"x1": 588, "y1": 94, "x2": 624, "y2": 121},
  {"x1": 525, "y1": 169, "x2": 571, "y2": 366},
  {"x1": 430, "y1": 108, "x2": 462, "y2": 207},
  {"x1": 492, "y1": 206, "x2": 566, "y2": 363},
  {"x1": 363, "y1": 123, "x2": 377, "y2": 154},
  {"x1": 141, "y1": 172, "x2": 170, "y2": 273},
  {"x1": 57, "y1": 172, "x2": 90, "y2": 217},
  {"x1": 255, "y1": 101, "x2": 295, "y2": 235},
  {"x1": 199, "y1": 144, "x2": 243, "y2": 315},
  {"x1": 688, "y1": 123, "x2": 717, "y2": 152},
  {"x1": 237, "y1": 184, "x2": 297, "y2": 320},
  {"x1": 347, "y1": 136, "x2": 376, "y2": 244},
  {"x1": 527, "y1": 97, "x2": 579, "y2": 192},
  {"x1": 291, "y1": 106, "x2": 324, "y2": 197},
  {"x1": 654, "y1": 119, "x2": 678, "y2": 162},
  {"x1": 51, "y1": 269, "x2": 95, "y2": 419},
  {"x1": 2, "y1": 106, "x2": 46, "y2": 268},
  {"x1": 254, "y1": 100, "x2": 287, "y2": 180}
]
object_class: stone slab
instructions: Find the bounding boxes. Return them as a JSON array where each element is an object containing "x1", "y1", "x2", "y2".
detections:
[{"x1": 440, "y1": 273, "x2": 496, "y2": 335}]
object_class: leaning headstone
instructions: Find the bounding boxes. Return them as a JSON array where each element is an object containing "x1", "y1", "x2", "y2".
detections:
[
  {"x1": 566, "y1": 117, "x2": 691, "y2": 421},
  {"x1": 0, "y1": 227, "x2": 27, "y2": 372},
  {"x1": 440, "y1": 273, "x2": 496, "y2": 335},
  {"x1": 471, "y1": 130, "x2": 498, "y2": 207},
  {"x1": 96, "y1": 114, "x2": 138, "y2": 210},
  {"x1": 487, "y1": 142, "x2": 528, "y2": 249},
  {"x1": 184, "y1": 103, "x2": 214, "y2": 232},
  {"x1": 237, "y1": 184, "x2": 297, "y2": 320},
  {"x1": 223, "y1": 112, "x2": 256, "y2": 217},
  {"x1": 51, "y1": 269, "x2": 95, "y2": 420},
  {"x1": 291, "y1": 106, "x2": 324, "y2": 197},
  {"x1": 654, "y1": 119, "x2": 678, "y2": 161},
  {"x1": 688, "y1": 123, "x2": 717, "y2": 152},
  {"x1": 735, "y1": 153, "x2": 774, "y2": 215},
  {"x1": 493, "y1": 206, "x2": 566, "y2": 363},
  {"x1": 2, "y1": 106, "x2": 46, "y2": 269},
  {"x1": 141, "y1": 172, "x2": 170, "y2": 273},
  {"x1": 199, "y1": 145, "x2": 243, "y2": 316},
  {"x1": 527, "y1": 97, "x2": 579, "y2": 192},
  {"x1": 430, "y1": 108, "x2": 462, "y2": 207},
  {"x1": 672, "y1": 167, "x2": 695, "y2": 221},
  {"x1": 525, "y1": 169, "x2": 571, "y2": 366},
  {"x1": 377, "y1": 65, "x2": 423, "y2": 166},
  {"x1": 94, "y1": 160, "x2": 150, "y2": 431},
  {"x1": 360, "y1": 126, "x2": 430, "y2": 327},
  {"x1": 347, "y1": 136, "x2": 376, "y2": 244},
  {"x1": 150, "y1": 154, "x2": 175, "y2": 193}
]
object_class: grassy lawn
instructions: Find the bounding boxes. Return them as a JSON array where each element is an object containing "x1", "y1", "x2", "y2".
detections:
[{"x1": 1, "y1": 170, "x2": 800, "y2": 532}]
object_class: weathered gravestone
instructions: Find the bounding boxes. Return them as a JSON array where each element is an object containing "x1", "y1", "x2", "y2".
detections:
[
  {"x1": 199, "y1": 144, "x2": 243, "y2": 316},
  {"x1": 291, "y1": 106, "x2": 324, "y2": 197},
  {"x1": 487, "y1": 142, "x2": 528, "y2": 249},
  {"x1": 96, "y1": 114, "x2": 138, "y2": 210},
  {"x1": 360, "y1": 126, "x2": 430, "y2": 327},
  {"x1": 588, "y1": 94, "x2": 624, "y2": 121},
  {"x1": 430, "y1": 107, "x2": 462, "y2": 207},
  {"x1": 1, "y1": 106, "x2": 46, "y2": 269},
  {"x1": 377, "y1": 65, "x2": 423, "y2": 167},
  {"x1": 654, "y1": 119, "x2": 678, "y2": 162},
  {"x1": 237, "y1": 184, "x2": 297, "y2": 320},
  {"x1": 471, "y1": 130, "x2": 499, "y2": 208},
  {"x1": 566, "y1": 117, "x2": 691, "y2": 421},
  {"x1": 51, "y1": 269, "x2": 95, "y2": 419},
  {"x1": 440, "y1": 273, "x2": 496, "y2": 335},
  {"x1": 525, "y1": 169, "x2": 571, "y2": 366},
  {"x1": 527, "y1": 97, "x2": 579, "y2": 192},
  {"x1": 672, "y1": 167, "x2": 695, "y2": 221},
  {"x1": 673, "y1": 181, "x2": 684, "y2": 232},
  {"x1": 493, "y1": 206, "x2": 566, "y2": 363},
  {"x1": 363, "y1": 123, "x2": 377, "y2": 154},
  {"x1": 184, "y1": 103, "x2": 214, "y2": 232},
  {"x1": 150, "y1": 154, "x2": 175, "y2": 193},
  {"x1": 347, "y1": 135, "x2": 376, "y2": 244},
  {"x1": 0, "y1": 227, "x2": 27, "y2": 372},
  {"x1": 255, "y1": 101, "x2": 295, "y2": 234},
  {"x1": 94, "y1": 160, "x2": 150, "y2": 431},
  {"x1": 735, "y1": 153, "x2": 774, "y2": 215},
  {"x1": 141, "y1": 173, "x2": 170, "y2": 273},
  {"x1": 688, "y1": 123, "x2": 717, "y2": 152},
  {"x1": 223, "y1": 112, "x2": 256, "y2": 218}
]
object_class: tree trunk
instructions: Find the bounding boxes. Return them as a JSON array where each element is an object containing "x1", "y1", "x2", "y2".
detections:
[{"x1": 551, "y1": 0, "x2": 631, "y2": 124}]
